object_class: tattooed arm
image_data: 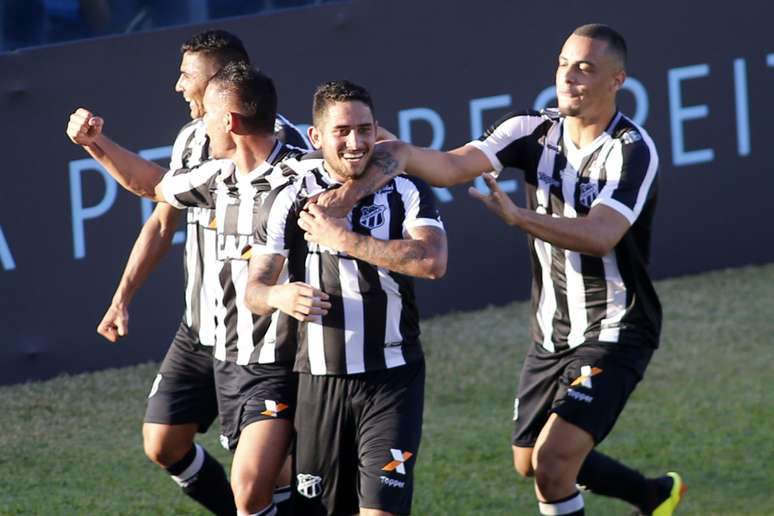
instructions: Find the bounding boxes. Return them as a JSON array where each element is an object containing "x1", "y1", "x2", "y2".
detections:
[
  {"x1": 315, "y1": 139, "x2": 495, "y2": 216},
  {"x1": 298, "y1": 203, "x2": 448, "y2": 280},
  {"x1": 244, "y1": 252, "x2": 331, "y2": 321}
]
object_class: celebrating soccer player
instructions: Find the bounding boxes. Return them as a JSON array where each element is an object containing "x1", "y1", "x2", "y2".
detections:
[
  {"x1": 324, "y1": 23, "x2": 685, "y2": 516},
  {"x1": 245, "y1": 80, "x2": 447, "y2": 515}
]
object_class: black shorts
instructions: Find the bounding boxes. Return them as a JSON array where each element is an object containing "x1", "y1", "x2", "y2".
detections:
[
  {"x1": 214, "y1": 359, "x2": 297, "y2": 451},
  {"x1": 512, "y1": 341, "x2": 653, "y2": 447},
  {"x1": 293, "y1": 359, "x2": 425, "y2": 516},
  {"x1": 144, "y1": 322, "x2": 218, "y2": 433}
]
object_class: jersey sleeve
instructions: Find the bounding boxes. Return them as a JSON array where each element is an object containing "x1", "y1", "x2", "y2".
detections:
[
  {"x1": 591, "y1": 131, "x2": 659, "y2": 225},
  {"x1": 252, "y1": 179, "x2": 302, "y2": 257},
  {"x1": 396, "y1": 176, "x2": 445, "y2": 233},
  {"x1": 467, "y1": 111, "x2": 548, "y2": 174},
  {"x1": 159, "y1": 159, "x2": 229, "y2": 210}
]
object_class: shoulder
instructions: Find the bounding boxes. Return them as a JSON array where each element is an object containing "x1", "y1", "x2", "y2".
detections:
[
  {"x1": 480, "y1": 109, "x2": 557, "y2": 140},
  {"x1": 611, "y1": 115, "x2": 658, "y2": 164}
]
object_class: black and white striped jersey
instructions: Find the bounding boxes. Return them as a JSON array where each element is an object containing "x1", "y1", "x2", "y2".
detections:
[
  {"x1": 169, "y1": 118, "x2": 217, "y2": 346},
  {"x1": 253, "y1": 164, "x2": 445, "y2": 376},
  {"x1": 168, "y1": 116, "x2": 309, "y2": 350},
  {"x1": 469, "y1": 109, "x2": 661, "y2": 352},
  {"x1": 160, "y1": 139, "x2": 310, "y2": 365}
]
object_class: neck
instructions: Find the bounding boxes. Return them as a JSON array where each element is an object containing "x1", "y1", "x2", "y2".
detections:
[
  {"x1": 230, "y1": 134, "x2": 278, "y2": 175},
  {"x1": 322, "y1": 161, "x2": 349, "y2": 184},
  {"x1": 564, "y1": 104, "x2": 617, "y2": 148}
]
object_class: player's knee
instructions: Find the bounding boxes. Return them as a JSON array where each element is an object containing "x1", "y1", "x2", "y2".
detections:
[
  {"x1": 532, "y1": 446, "x2": 570, "y2": 495},
  {"x1": 142, "y1": 425, "x2": 187, "y2": 468},
  {"x1": 231, "y1": 469, "x2": 272, "y2": 512}
]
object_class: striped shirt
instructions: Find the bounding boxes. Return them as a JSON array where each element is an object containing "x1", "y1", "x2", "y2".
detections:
[
  {"x1": 469, "y1": 109, "x2": 661, "y2": 352},
  {"x1": 160, "y1": 139, "x2": 309, "y2": 364},
  {"x1": 253, "y1": 164, "x2": 445, "y2": 375},
  {"x1": 169, "y1": 116, "x2": 308, "y2": 349}
]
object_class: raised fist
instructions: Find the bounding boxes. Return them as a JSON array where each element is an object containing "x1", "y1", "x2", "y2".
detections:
[{"x1": 66, "y1": 107, "x2": 104, "y2": 146}]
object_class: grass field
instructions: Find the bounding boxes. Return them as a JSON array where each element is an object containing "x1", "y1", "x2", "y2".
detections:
[{"x1": 1, "y1": 264, "x2": 772, "y2": 515}]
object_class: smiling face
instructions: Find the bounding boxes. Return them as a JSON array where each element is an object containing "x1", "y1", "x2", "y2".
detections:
[
  {"x1": 555, "y1": 34, "x2": 625, "y2": 119},
  {"x1": 175, "y1": 51, "x2": 219, "y2": 120},
  {"x1": 309, "y1": 100, "x2": 377, "y2": 182}
]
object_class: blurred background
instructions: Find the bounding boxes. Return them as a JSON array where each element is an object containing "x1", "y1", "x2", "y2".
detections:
[{"x1": 0, "y1": 0, "x2": 345, "y2": 52}]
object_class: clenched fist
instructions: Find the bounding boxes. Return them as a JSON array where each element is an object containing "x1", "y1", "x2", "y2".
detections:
[{"x1": 66, "y1": 107, "x2": 104, "y2": 146}]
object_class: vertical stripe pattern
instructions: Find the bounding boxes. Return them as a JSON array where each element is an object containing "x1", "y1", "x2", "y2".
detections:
[{"x1": 472, "y1": 109, "x2": 662, "y2": 352}]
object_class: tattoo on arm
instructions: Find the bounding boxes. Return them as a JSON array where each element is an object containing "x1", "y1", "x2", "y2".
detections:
[
  {"x1": 345, "y1": 227, "x2": 445, "y2": 278},
  {"x1": 369, "y1": 149, "x2": 400, "y2": 179},
  {"x1": 250, "y1": 254, "x2": 283, "y2": 286}
]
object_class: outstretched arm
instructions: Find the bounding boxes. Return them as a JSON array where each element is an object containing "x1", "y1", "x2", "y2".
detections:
[
  {"x1": 315, "y1": 140, "x2": 492, "y2": 215},
  {"x1": 244, "y1": 253, "x2": 331, "y2": 321},
  {"x1": 298, "y1": 203, "x2": 448, "y2": 280},
  {"x1": 470, "y1": 174, "x2": 630, "y2": 257},
  {"x1": 66, "y1": 108, "x2": 166, "y2": 201},
  {"x1": 97, "y1": 203, "x2": 182, "y2": 342}
]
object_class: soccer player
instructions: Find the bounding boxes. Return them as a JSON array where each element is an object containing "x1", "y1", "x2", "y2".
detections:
[
  {"x1": 67, "y1": 62, "x2": 307, "y2": 515},
  {"x1": 244, "y1": 80, "x2": 448, "y2": 516},
  {"x1": 325, "y1": 24, "x2": 685, "y2": 516},
  {"x1": 83, "y1": 29, "x2": 306, "y2": 515}
]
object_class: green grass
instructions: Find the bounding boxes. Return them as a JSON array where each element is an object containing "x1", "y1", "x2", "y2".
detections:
[{"x1": 1, "y1": 264, "x2": 773, "y2": 515}]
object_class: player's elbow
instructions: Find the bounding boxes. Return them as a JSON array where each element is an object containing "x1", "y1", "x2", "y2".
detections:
[{"x1": 422, "y1": 255, "x2": 447, "y2": 280}]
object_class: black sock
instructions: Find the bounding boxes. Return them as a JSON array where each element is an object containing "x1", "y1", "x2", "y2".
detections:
[
  {"x1": 166, "y1": 443, "x2": 236, "y2": 516},
  {"x1": 273, "y1": 485, "x2": 292, "y2": 516},
  {"x1": 576, "y1": 450, "x2": 669, "y2": 513},
  {"x1": 539, "y1": 491, "x2": 584, "y2": 515}
]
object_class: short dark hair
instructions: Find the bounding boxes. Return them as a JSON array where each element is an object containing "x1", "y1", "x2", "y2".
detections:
[
  {"x1": 312, "y1": 80, "x2": 375, "y2": 126},
  {"x1": 180, "y1": 29, "x2": 250, "y2": 69},
  {"x1": 208, "y1": 61, "x2": 277, "y2": 135},
  {"x1": 573, "y1": 24, "x2": 627, "y2": 70}
]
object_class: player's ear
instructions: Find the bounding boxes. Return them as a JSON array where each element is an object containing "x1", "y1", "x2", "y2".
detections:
[
  {"x1": 225, "y1": 111, "x2": 237, "y2": 133},
  {"x1": 308, "y1": 125, "x2": 322, "y2": 149},
  {"x1": 612, "y1": 70, "x2": 626, "y2": 92}
]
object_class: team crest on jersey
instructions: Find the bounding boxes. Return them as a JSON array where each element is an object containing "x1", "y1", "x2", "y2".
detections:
[
  {"x1": 578, "y1": 182, "x2": 599, "y2": 208},
  {"x1": 297, "y1": 473, "x2": 322, "y2": 498},
  {"x1": 359, "y1": 204, "x2": 386, "y2": 229}
]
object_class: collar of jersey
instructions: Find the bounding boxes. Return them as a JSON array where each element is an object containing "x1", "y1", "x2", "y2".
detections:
[
  {"x1": 315, "y1": 162, "x2": 343, "y2": 186},
  {"x1": 235, "y1": 140, "x2": 283, "y2": 184},
  {"x1": 561, "y1": 111, "x2": 622, "y2": 157}
]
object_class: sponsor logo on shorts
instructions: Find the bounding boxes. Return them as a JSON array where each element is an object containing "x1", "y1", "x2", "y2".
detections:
[
  {"x1": 513, "y1": 398, "x2": 520, "y2": 421},
  {"x1": 380, "y1": 475, "x2": 406, "y2": 489},
  {"x1": 571, "y1": 365, "x2": 603, "y2": 389},
  {"x1": 219, "y1": 434, "x2": 231, "y2": 450},
  {"x1": 148, "y1": 374, "x2": 162, "y2": 399},
  {"x1": 297, "y1": 473, "x2": 322, "y2": 499},
  {"x1": 382, "y1": 449, "x2": 413, "y2": 475},
  {"x1": 260, "y1": 399, "x2": 289, "y2": 418},
  {"x1": 567, "y1": 388, "x2": 594, "y2": 403}
]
